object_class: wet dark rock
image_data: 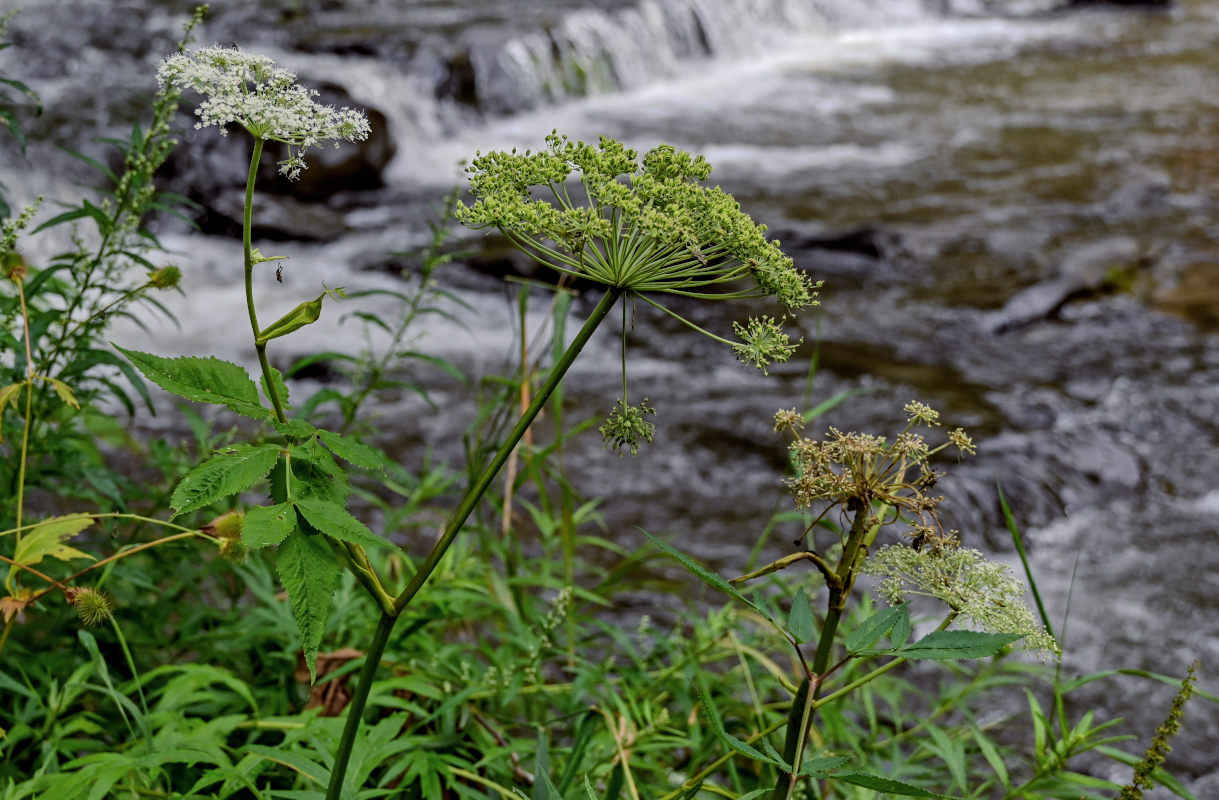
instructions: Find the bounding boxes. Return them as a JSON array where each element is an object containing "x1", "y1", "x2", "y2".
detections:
[
  {"x1": 984, "y1": 237, "x2": 1145, "y2": 333},
  {"x1": 204, "y1": 191, "x2": 350, "y2": 242},
  {"x1": 777, "y1": 226, "x2": 905, "y2": 288}
]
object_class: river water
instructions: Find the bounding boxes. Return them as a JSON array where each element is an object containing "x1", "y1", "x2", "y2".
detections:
[{"x1": 4, "y1": 0, "x2": 1219, "y2": 790}]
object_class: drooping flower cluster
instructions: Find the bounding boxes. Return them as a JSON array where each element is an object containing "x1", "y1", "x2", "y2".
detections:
[
  {"x1": 156, "y1": 46, "x2": 370, "y2": 179},
  {"x1": 863, "y1": 544, "x2": 1060, "y2": 659},
  {"x1": 458, "y1": 132, "x2": 818, "y2": 368}
]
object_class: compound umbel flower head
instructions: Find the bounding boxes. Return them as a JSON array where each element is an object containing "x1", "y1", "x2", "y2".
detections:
[
  {"x1": 457, "y1": 132, "x2": 819, "y2": 369},
  {"x1": 459, "y1": 133, "x2": 820, "y2": 452},
  {"x1": 157, "y1": 46, "x2": 370, "y2": 179}
]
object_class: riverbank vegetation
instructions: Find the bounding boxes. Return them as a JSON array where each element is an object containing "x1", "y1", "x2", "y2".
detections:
[{"x1": 1, "y1": 9, "x2": 1210, "y2": 800}]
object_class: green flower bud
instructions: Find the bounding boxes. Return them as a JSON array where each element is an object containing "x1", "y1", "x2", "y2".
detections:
[
  {"x1": 148, "y1": 265, "x2": 181, "y2": 289},
  {"x1": 256, "y1": 293, "x2": 325, "y2": 345}
]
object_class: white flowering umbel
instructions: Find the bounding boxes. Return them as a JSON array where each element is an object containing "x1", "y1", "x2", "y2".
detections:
[
  {"x1": 156, "y1": 46, "x2": 370, "y2": 179},
  {"x1": 864, "y1": 544, "x2": 1060, "y2": 659}
]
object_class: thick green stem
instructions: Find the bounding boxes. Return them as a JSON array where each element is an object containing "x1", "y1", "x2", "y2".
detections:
[
  {"x1": 771, "y1": 508, "x2": 870, "y2": 800},
  {"x1": 323, "y1": 288, "x2": 621, "y2": 799},
  {"x1": 325, "y1": 610, "x2": 396, "y2": 800},
  {"x1": 393, "y1": 286, "x2": 621, "y2": 616}
]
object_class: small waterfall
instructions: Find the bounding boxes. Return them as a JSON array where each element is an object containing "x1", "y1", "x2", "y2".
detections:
[{"x1": 466, "y1": 0, "x2": 933, "y2": 113}]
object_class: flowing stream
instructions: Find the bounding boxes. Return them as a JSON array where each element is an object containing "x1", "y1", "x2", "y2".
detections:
[{"x1": 4, "y1": 0, "x2": 1219, "y2": 789}]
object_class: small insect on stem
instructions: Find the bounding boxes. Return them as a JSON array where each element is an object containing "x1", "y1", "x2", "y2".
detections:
[{"x1": 276, "y1": 265, "x2": 284, "y2": 283}]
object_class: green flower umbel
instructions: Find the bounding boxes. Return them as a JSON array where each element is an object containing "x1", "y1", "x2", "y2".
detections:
[
  {"x1": 459, "y1": 132, "x2": 820, "y2": 452},
  {"x1": 458, "y1": 132, "x2": 817, "y2": 313}
]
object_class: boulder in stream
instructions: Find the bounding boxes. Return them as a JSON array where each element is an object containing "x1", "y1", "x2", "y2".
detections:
[{"x1": 984, "y1": 237, "x2": 1146, "y2": 334}]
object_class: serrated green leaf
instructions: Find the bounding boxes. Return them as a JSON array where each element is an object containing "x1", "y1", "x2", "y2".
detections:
[
  {"x1": 261, "y1": 366, "x2": 290, "y2": 410},
  {"x1": 276, "y1": 529, "x2": 341, "y2": 682},
  {"x1": 275, "y1": 444, "x2": 348, "y2": 505},
  {"x1": 114, "y1": 346, "x2": 269, "y2": 420},
  {"x1": 271, "y1": 417, "x2": 315, "y2": 438},
  {"x1": 317, "y1": 429, "x2": 385, "y2": 471},
  {"x1": 846, "y1": 603, "x2": 911, "y2": 654},
  {"x1": 788, "y1": 587, "x2": 813, "y2": 644},
  {"x1": 834, "y1": 772, "x2": 955, "y2": 797},
  {"x1": 898, "y1": 630, "x2": 1026, "y2": 661},
  {"x1": 242, "y1": 503, "x2": 296, "y2": 549},
  {"x1": 171, "y1": 444, "x2": 281, "y2": 517},
  {"x1": 294, "y1": 498, "x2": 393, "y2": 549},
  {"x1": 801, "y1": 755, "x2": 853, "y2": 776},
  {"x1": 641, "y1": 528, "x2": 767, "y2": 620}
]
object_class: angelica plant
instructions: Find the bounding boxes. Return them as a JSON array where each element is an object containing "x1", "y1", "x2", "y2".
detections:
[
  {"x1": 459, "y1": 132, "x2": 819, "y2": 452},
  {"x1": 106, "y1": 106, "x2": 813, "y2": 795},
  {"x1": 648, "y1": 402, "x2": 1055, "y2": 800}
]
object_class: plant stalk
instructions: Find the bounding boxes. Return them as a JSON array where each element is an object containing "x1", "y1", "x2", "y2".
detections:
[
  {"x1": 393, "y1": 286, "x2": 621, "y2": 616},
  {"x1": 323, "y1": 287, "x2": 622, "y2": 799},
  {"x1": 325, "y1": 609, "x2": 396, "y2": 800},
  {"x1": 241, "y1": 137, "x2": 287, "y2": 424},
  {"x1": 771, "y1": 507, "x2": 870, "y2": 799}
]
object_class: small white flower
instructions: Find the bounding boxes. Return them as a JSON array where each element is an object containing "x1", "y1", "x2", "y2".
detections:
[{"x1": 157, "y1": 46, "x2": 370, "y2": 180}]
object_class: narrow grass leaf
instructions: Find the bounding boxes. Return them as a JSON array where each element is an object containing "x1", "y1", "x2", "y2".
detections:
[
  {"x1": 692, "y1": 682, "x2": 788, "y2": 770},
  {"x1": 972, "y1": 726, "x2": 1010, "y2": 788},
  {"x1": 114, "y1": 345, "x2": 270, "y2": 420},
  {"x1": 246, "y1": 744, "x2": 328, "y2": 787},
  {"x1": 276, "y1": 529, "x2": 341, "y2": 682},
  {"x1": 898, "y1": 630, "x2": 1025, "y2": 660},
  {"x1": 925, "y1": 724, "x2": 967, "y2": 793},
  {"x1": 243, "y1": 503, "x2": 296, "y2": 549},
  {"x1": 998, "y1": 484, "x2": 1054, "y2": 639},
  {"x1": 295, "y1": 498, "x2": 394, "y2": 549},
  {"x1": 833, "y1": 772, "x2": 955, "y2": 797},
  {"x1": 171, "y1": 444, "x2": 281, "y2": 517},
  {"x1": 846, "y1": 603, "x2": 910, "y2": 654}
]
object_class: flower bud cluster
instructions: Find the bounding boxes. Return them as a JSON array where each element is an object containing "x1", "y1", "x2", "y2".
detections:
[
  {"x1": 782, "y1": 401, "x2": 966, "y2": 527},
  {"x1": 600, "y1": 397, "x2": 657, "y2": 456}
]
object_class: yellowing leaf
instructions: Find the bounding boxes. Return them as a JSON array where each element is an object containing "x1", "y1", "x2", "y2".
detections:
[
  {"x1": 12, "y1": 514, "x2": 96, "y2": 566},
  {"x1": 0, "y1": 381, "x2": 24, "y2": 413},
  {"x1": 45, "y1": 376, "x2": 80, "y2": 409},
  {"x1": 7, "y1": 514, "x2": 95, "y2": 595},
  {"x1": 0, "y1": 381, "x2": 28, "y2": 442}
]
